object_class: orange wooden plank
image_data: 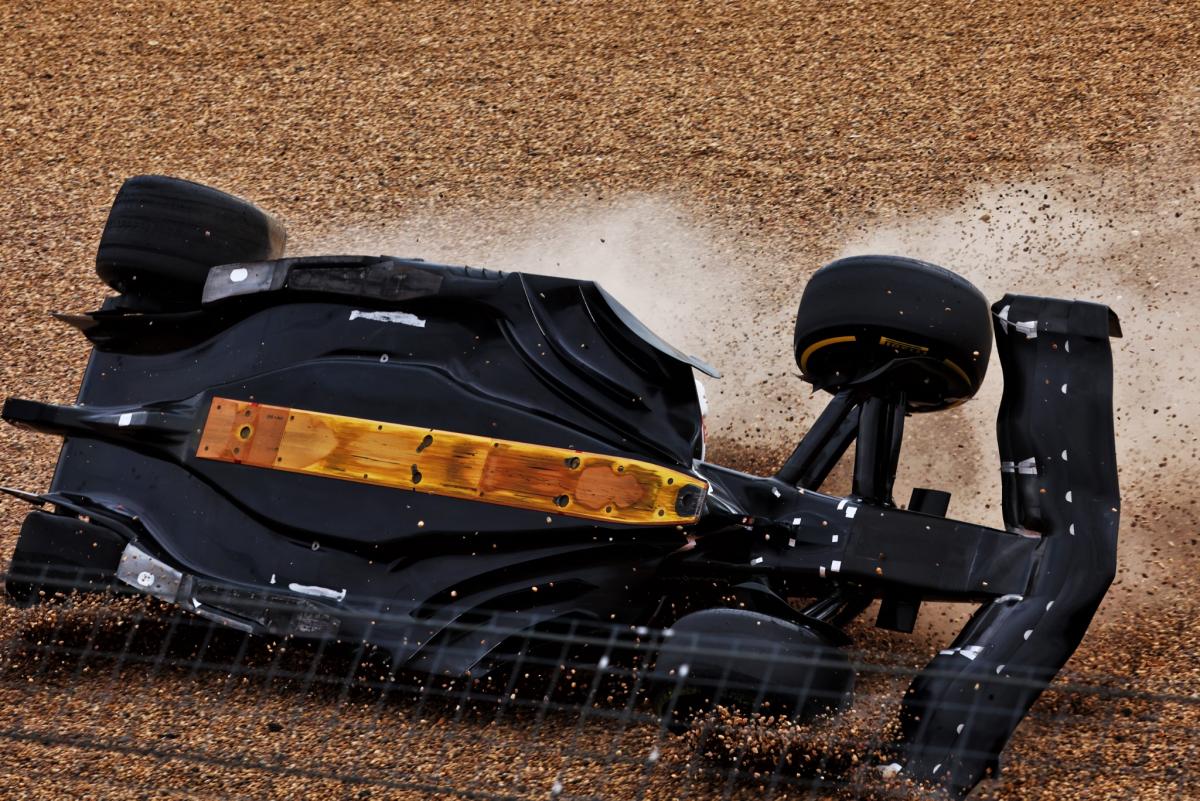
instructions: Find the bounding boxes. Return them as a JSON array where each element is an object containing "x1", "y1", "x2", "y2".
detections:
[{"x1": 196, "y1": 396, "x2": 707, "y2": 525}]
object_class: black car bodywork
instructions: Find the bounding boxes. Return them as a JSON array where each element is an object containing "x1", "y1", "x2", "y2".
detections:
[{"x1": 3, "y1": 251, "x2": 1120, "y2": 797}]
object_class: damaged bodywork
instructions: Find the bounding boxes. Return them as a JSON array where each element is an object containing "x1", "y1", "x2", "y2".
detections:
[{"x1": 2, "y1": 176, "x2": 1121, "y2": 798}]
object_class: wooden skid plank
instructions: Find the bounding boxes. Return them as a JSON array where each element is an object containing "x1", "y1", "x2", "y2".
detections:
[{"x1": 196, "y1": 397, "x2": 706, "y2": 525}]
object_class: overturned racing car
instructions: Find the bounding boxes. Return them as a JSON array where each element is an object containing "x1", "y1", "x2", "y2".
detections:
[{"x1": 2, "y1": 176, "x2": 1120, "y2": 797}]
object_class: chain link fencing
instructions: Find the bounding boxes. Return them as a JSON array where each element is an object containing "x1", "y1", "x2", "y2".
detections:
[{"x1": 0, "y1": 573, "x2": 1193, "y2": 801}]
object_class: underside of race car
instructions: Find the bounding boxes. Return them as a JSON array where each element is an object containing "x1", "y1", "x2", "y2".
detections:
[{"x1": 1, "y1": 176, "x2": 1121, "y2": 797}]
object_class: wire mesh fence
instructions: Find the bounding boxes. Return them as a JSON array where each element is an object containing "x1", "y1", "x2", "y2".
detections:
[{"x1": 0, "y1": 572, "x2": 1194, "y2": 801}]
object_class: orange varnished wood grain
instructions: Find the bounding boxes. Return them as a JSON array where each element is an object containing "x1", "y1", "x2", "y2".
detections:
[{"x1": 195, "y1": 397, "x2": 706, "y2": 525}]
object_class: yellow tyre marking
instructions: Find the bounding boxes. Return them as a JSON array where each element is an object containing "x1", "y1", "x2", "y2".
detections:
[
  {"x1": 942, "y1": 358, "x2": 971, "y2": 386},
  {"x1": 196, "y1": 397, "x2": 706, "y2": 526},
  {"x1": 799, "y1": 335, "x2": 856, "y2": 373},
  {"x1": 878, "y1": 335, "x2": 929, "y2": 355}
]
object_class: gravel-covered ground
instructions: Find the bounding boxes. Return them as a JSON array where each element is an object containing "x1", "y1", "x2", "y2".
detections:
[{"x1": 1, "y1": 1, "x2": 1198, "y2": 798}]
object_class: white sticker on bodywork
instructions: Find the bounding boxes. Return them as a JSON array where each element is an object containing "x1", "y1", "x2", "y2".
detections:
[
  {"x1": 288, "y1": 583, "x2": 347, "y2": 602},
  {"x1": 959, "y1": 645, "x2": 984, "y2": 660},
  {"x1": 997, "y1": 304, "x2": 1038, "y2": 338},
  {"x1": 349, "y1": 310, "x2": 426, "y2": 328}
]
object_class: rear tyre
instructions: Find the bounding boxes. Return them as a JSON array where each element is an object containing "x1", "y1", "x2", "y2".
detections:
[
  {"x1": 5, "y1": 511, "x2": 125, "y2": 606},
  {"x1": 793, "y1": 255, "x2": 992, "y2": 412},
  {"x1": 95, "y1": 175, "x2": 286, "y2": 306}
]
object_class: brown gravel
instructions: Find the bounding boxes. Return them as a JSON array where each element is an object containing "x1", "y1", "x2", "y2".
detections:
[{"x1": 1, "y1": 1, "x2": 1199, "y2": 799}]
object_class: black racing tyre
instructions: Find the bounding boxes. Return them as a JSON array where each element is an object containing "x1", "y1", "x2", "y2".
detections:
[
  {"x1": 95, "y1": 175, "x2": 286, "y2": 306},
  {"x1": 793, "y1": 255, "x2": 992, "y2": 412},
  {"x1": 651, "y1": 609, "x2": 855, "y2": 729},
  {"x1": 5, "y1": 510, "x2": 124, "y2": 607}
]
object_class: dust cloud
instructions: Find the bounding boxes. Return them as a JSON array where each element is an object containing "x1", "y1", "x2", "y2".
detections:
[
  {"x1": 313, "y1": 195, "x2": 793, "y2": 447},
  {"x1": 318, "y1": 156, "x2": 1198, "y2": 617},
  {"x1": 836, "y1": 163, "x2": 1200, "y2": 614}
]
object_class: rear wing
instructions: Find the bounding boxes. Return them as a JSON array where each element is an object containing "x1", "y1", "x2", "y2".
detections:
[{"x1": 897, "y1": 295, "x2": 1121, "y2": 795}]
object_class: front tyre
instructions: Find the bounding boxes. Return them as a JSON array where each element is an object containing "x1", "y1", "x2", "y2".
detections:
[
  {"x1": 651, "y1": 609, "x2": 855, "y2": 729},
  {"x1": 793, "y1": 255, "x2": 992, "y2": 411}
]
